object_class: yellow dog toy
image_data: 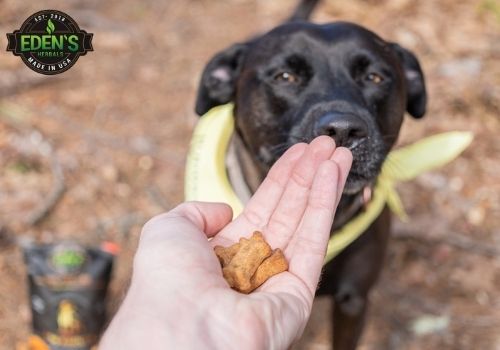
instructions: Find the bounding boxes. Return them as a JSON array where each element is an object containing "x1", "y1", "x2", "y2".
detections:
[{"x1": 185, "y1": 104, "x2": 473, "y2": 263}]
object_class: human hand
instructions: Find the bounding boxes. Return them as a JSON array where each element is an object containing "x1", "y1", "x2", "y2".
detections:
[{"x1": 100, "y1": 136, "x2": 352, "y2": 350}]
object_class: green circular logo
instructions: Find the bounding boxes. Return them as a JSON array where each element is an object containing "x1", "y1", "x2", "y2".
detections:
[
  {"x1": 49, "y1": 243, "x2": 87, "y2": 275},
  {"x1": 6, "y1": 10, "x2": 93, "y2": 75}
]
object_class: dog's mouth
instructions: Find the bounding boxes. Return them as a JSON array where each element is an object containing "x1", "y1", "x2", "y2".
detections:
[
  {"x1": 343, "y1": 169, "x2": 375, "y2": 195},
  {"x1": 338, "y1": 136, "x2": 388, "y2": 195},
  {"x1": 260, "y1": 134, "x2": 387, "y2": 196}
]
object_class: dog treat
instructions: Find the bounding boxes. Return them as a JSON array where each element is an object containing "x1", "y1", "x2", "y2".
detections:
[
  {"x1": 222, "y1": 232, "x2": 272, "y2": 292},
  {"x1": 214, "y1": 231, "x2": 288, "y2": 293},
  {"x1": 214, "y1": 243, "x2": 240, "y2": 266},
  {"x1": 251, "y1": 249, "x2": 288, "y2": 289}
]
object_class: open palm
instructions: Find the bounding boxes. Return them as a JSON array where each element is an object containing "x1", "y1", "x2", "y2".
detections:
[{"x1": 101, "y1": 136, "x2": 352, "y2": 350}]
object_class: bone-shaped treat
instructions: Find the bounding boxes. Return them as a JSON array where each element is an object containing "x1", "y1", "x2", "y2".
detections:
[{"x1": 214, "y1": 231, "x2": 288, "y2": 294}]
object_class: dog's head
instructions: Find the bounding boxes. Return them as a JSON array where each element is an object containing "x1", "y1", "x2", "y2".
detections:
[{"x1": 195, "y1": 21, "x2": 426, "y2": 194}]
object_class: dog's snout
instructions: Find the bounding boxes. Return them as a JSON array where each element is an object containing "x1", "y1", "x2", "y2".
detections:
[{"x1": 313, "y1": 113, "x2": 368, "y2": 147}]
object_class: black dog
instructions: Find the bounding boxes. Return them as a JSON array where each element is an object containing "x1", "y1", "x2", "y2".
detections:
[{"x1": 195, "y1": 0, "x2": 426, "y2": 348}]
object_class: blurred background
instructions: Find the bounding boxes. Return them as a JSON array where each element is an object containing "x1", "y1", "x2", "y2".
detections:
[{"x1": 0, "y1": 0, "x2": 499, "y2": 349}]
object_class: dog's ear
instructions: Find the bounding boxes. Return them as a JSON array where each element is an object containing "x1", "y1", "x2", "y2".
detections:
[
  {"x1": 390, "y1": 43, "x2": 427, "y2": 118},
  {"x1": 195, "y1": 43, "x2": 247, "y2": 116}
]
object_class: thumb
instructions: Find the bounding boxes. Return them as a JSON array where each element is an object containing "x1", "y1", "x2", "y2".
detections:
[{"x1": 144, "y1": 201, "x2": 233, "y2": 239}]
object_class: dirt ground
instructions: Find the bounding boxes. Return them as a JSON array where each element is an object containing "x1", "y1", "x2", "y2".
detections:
[{"x1": 0, "y1": 0, "x2": 499, "y2": 349}]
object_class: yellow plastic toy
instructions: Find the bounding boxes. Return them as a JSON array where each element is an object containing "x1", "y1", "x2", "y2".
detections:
[{"x1": 185, "y1": 104, "x2": 473, "y2": 263}]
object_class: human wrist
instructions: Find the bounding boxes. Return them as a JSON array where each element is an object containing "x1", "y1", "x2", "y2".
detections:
[
  {"x1": 100, "y1": 280, "x2": 173, "y2": 349},
  {"x1": 102, "y1": 276, "x2": 218, "y2": 349}
]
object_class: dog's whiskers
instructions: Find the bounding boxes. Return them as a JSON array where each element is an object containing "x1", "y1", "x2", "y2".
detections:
[
  {"x1": 267, "y1": 142, "x2": 291, "y2": 157},
  {"x1": 349, "y1": 138, "x2": 367, "y2": 150},
  {"x1": 289, "y1": 135, "x2": 309, "y2": 144}
]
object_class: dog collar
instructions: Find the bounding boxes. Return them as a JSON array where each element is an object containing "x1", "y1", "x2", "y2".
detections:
[{"x1": 185, "y1": 103, "x2": 473, "y2": 264}]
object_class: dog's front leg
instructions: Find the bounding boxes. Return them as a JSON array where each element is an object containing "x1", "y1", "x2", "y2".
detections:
[
  {"x1": 333, "y1": 284, "x2": 368, "y2": 350},
  {"x1": 320, "y1": 206, "x2": 391, "y2": 349}
]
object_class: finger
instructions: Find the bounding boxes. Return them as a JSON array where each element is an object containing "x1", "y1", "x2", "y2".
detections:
[
  {"x1": 264, "y1": 136, "x2": 336, "y2": 249},
  {"x1": 285, "y1": 160, "x2": 341, "y2": 295},
  {"x1": 330, "y1": 147, "x2": 353, "y2": 205},
  {"x1": 169, "y1": 201, "x2": 233, "y2": 237},
  {"x1": 135, "y1": 202, "x2": 232, "y2": 286},
  {"x1": 240, "y1": 142, "x2": 307, "y2": 227},
  {"x1": 210, "y1": 143, "x2": 306, "y2": 245},
  {"x1": 141, "y1": 201, "x2": 233, "y2": 243}
]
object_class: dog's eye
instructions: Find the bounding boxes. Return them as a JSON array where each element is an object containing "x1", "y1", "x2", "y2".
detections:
[
  {"x1": 274, "y1": 71, "x2": 298, "y2": 83},
  {"x1": 366, "y1": 73, "x2": 384, "y2": 84}
]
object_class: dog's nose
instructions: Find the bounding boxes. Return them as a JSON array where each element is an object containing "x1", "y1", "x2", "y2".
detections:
[{"x1": 314, "y1": 113, "x2": 368, "y2": 147}]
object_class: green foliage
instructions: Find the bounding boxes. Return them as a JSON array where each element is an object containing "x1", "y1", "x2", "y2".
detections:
[{"x1": 7, "y1": 161, "x2": 32, "y2": 174}]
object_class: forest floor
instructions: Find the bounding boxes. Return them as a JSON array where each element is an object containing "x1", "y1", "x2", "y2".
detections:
[{"x1": 1, "y1": 0, "x2": 499, "y2": 349}]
